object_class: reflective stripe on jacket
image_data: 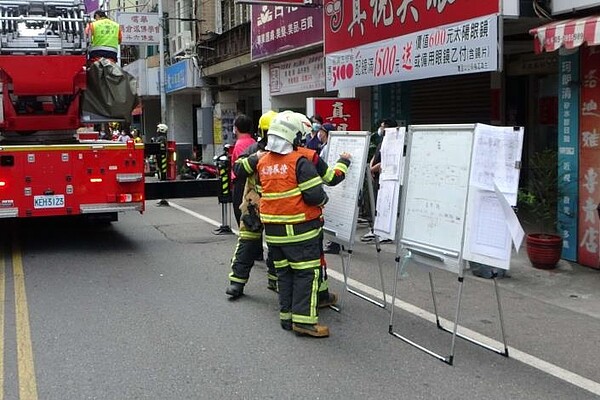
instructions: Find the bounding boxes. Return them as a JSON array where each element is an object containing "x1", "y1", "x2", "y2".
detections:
[{"x1": 257, "y1": 152, "x2": 323, "y2": 226}]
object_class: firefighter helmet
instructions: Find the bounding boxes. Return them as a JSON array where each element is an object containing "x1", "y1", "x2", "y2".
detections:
[
  {"x1": 156, "y1": 123, "x2": 168, "y2": 133},
  {"x1": 294, "y1": 112, "x2": 313, "y2": 138},
  {"x1": 258, "y1": 110, "x2": 278, "y2": 138},
  {"x1": 267, "y1": 111, "x2": 302, "y2": 145}
]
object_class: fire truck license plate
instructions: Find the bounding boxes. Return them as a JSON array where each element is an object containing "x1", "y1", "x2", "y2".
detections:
[{"x1": 33, "y1": 195, "x2": 65, "y2": 209}]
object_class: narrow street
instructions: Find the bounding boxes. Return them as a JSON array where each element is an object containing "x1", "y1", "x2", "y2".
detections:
[{"x1": 0, "y1": 199, "x2": 597, "y2": 399}]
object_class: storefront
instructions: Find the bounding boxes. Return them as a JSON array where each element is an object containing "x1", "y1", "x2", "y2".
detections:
[{"x1": 530, "y1": 14, "x2": 600, "y2": 268}]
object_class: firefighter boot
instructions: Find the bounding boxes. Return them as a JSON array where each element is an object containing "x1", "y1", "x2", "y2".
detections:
[
  {"x1": 225, "y1": 282, "x2": 244, "y2": 299},
  {"x1": 280, "y1": 319, "x2": 292, "y2": 331},
  {"x1": 267, "y1": 278, "x2": 278, "y2": 292},
  {"x1": 318, "y1": 292, "x2": 338, "y2": 308},
  {"x1": 292, "y1": 323, "x2": 330, "y2": 338}
]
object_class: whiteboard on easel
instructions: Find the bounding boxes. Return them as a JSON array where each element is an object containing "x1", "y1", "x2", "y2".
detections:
[
  {"x1": 322, "y1": 131, "x2": 370, "y2": 247},
  {"x1": 398, "y1": 124, "x2": 524, "y2": 273},
  {"x1": 373, "y1": 127, "x2": 406, "y2": 241},
  {"x1": 399, "y1": 124, "x2": 475, "y2": 272}
]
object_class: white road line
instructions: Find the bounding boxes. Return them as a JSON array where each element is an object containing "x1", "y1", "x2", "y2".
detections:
[{"x1": 169, "y1": 201, "x2": 600, "y2": 397}]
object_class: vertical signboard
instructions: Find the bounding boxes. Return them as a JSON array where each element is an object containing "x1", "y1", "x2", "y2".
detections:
[
  {"x1": 251, "y1": 5, "x2": 322, "y2": 61},
  {"x1": 578, "y1": 46, "x2": 600, "y2": 269},
  {"x1": 558, "y1": 51, "x2": 579, "y2": 261},
  {"x1": 307, "y1": 98, "x2": 361, "y2": 131}
]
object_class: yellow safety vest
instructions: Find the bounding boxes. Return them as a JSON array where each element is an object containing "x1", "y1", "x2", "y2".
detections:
[{"x1": 90, "y1": 18, "x2": 120, "y2": 51}]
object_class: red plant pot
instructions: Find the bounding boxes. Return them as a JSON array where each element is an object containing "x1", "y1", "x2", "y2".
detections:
[{"x1": 526, "y1": 233, "x2": 563, "y2": 270}]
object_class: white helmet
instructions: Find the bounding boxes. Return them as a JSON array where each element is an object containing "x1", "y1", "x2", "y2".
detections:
[
  {"x1": 294, "y1": 112, "x2": 313, "y2": 138},
  {"x1": 267, "y1": 111, "x2": 303, "y2": 145},
  {"x1": 157, "y1": 123, "x2": 168, "y2": 133}
]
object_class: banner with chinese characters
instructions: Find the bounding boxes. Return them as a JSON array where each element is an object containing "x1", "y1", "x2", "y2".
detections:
[
  {"x1": 325, "y1": 15, "x2": 498, "y2": 91},
  {"x1": 323, "y1": 0, "x2": 499, "y2": 55},
  {"x1": 270, "y1": 53, "x2": 325, "y2": 95},
  {"x1": 578, "y1": 46, "x2": 600, "y2": 269},
  {"x1": 251, "y1": 5, "x2": 322, "y2": 61},
  {"x1": 558, "y1": 51, "x2": 579, "y2": 262},
  {"x1": 307, "y1": 98, "x2": 361, "y2": 131},
  {"x1": 116, "y1": 13, "x2": 161, "y2": 45}
]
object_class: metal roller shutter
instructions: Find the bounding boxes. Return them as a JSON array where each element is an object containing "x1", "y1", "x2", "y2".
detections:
[{"x1": 409, "y1": 73, "x2": 491, "y2": 124}]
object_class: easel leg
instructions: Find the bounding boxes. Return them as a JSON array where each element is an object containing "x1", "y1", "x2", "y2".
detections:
[
  {"x1": 433, "y1": 273, "x2": 510, "y2": 358},
  {"x1": 341, "y1": 164, "x2": 387, "y2": 309},
  {"x1": 493, "y1": 275, "x2": 510, "y2": 357},
  {"x1": 447, "y1": 275, "x2": 466, "y2": 365}
]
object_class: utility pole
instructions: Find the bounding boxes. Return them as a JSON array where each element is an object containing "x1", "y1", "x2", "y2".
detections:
[{"x1": 158, "y1": 0, "x2": 167, "y2": 132}]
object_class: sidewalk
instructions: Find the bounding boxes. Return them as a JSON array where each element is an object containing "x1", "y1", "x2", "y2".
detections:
[{"x1": 354, "y1": 223, "x2": 600, "y2": 320}]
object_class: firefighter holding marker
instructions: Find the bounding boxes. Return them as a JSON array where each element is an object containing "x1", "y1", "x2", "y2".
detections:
[
  {"x1": 251, "y1": 112, "x2": 335, "y2": 337},
  {"x1": 227, "y1": 111, "x2": 351, "y2": 315}
]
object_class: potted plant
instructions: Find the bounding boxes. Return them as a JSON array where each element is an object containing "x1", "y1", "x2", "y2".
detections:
[{"x1": 517, "y1": 148, "x2": 563, "y2": 270}]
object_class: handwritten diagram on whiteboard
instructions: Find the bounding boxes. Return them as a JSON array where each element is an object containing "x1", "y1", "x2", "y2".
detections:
[
  {"x1": 400, "y1": 126, "x2": 474, "y2": 255},
  {"x1": 322, "y1": 131, "x2": 370, "y2": 246}
]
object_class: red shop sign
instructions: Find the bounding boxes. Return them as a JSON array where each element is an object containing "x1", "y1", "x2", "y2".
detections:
[
  {"x1": 578, "y1": 46, "x2": 600, "y2": 269},
  {"x1": 312, "y1": 98, "x2": 361, "y2": 131},
  {"x1": 324, "y1": 0, "x2": 499, "y2": 55}
]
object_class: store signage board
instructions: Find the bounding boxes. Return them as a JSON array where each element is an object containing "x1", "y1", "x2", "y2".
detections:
[
  {"x1": 325, "y1": 15, "x2": 498, "y2": 91},
  {"x1": 269, "y1": 53, "x2": 325, "y2": 96},
  {"x1": 251, "y1": 4, "x2": 322, "y2": 61},
  {"x1": 323, "y1": 0, "x2": 499, "y2": 55},
  {"x1": 306, "y1": 98, "x2": 361, "y2": 131},
  {"x1": 116, "y1": 13, "x2": 161, "y2": 45}
]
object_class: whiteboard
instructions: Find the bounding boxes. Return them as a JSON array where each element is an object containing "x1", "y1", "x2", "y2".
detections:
[
  {"x1": 399, "y1": 125, "x2": 476, "y2": 261},
  {"x1": 322, "y1": 131, "x2": 370, "y2": 247}
]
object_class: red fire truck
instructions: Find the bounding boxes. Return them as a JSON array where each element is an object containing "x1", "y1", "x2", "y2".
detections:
[
  {"x1": 0, "y1": 0, "x2": 221, "y2": 223},
  {"x1": 0, "y1": 0, "x2": 146, "y2": 221}
]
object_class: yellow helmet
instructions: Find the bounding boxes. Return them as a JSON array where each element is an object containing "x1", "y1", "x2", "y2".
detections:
[
  {"x1": 267, "y1": 110, "x2": 303, "y2": 145},
  {"x1": 257, "y1": 110, "x2": 278, "y2": 138}
]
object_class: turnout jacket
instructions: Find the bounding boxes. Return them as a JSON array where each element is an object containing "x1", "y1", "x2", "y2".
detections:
[
  {"x1": 233, "y1": 145, "x2": 351, "y2": 240},
  {"x1": 256, "y1": 152, "x2": 328, "y2": 244}
]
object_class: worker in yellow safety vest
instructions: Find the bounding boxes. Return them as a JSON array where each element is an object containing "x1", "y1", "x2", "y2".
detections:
[{"x1": 87, "y1": 9, "x2": 122, "y2": 63}]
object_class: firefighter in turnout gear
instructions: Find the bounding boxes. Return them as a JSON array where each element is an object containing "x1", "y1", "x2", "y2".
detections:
[
  {"x1": 227, "y1": 111, "x2": 351, "y2": 310},
  {"x1": 225, "y1": 111, "x2": 279, "y2": 299},
  {"x1": 155, "y1": 123, "x2": 168, "y2": 181},
  {"x1": 236, "y1": 111, "x2": 349, "y2": 337}
]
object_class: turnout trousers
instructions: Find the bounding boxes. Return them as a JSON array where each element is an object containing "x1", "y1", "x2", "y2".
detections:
[
  {"x1": 228, "y1": 229, "x2": 276, "y2": 285},
  {"x1": 270, "y1": 236, "x2": 322, "y2": 325}
]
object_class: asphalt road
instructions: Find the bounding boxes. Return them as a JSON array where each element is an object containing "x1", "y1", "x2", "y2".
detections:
[{"x1": 0, "y1": 200, "x2": 598, "y2": 399}]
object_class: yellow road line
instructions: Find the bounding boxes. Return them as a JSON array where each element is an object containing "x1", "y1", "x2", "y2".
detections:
[
  {"x1": 0, "y1": 252, "x2": 4, "y2": 400},
  {"x1": 12, "y1": 240, "x2": 38, "y2": 400}
]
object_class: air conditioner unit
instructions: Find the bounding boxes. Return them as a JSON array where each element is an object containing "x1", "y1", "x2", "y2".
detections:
[{"x1": 171, "y1": 30, "x2": 193, "y2": 55}]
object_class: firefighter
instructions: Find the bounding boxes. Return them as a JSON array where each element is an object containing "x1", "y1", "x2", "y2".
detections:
[
  {"x1": 225, "y1": 111, "x2": 279, "y2": 299},
  {"x1": 227, "y1": 111, "x2": 351, "y2": 310},
  {"x1": 254, "y1": 111, "x2": 330, "y2": 337},
  {"x1": 155, "y1": 123, "x2": 168, "y2": 181}
]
